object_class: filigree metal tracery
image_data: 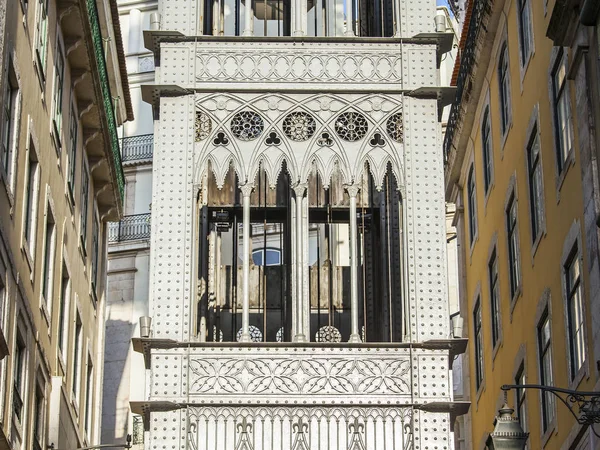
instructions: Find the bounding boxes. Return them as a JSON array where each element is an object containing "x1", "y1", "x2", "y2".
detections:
[
  {"x1": 502, "y1": 384, "x2": 600, "y2": 432},
  {"x1": 231, "y1": 111, "x2": 264, "y2": 141},
  {"x1": 195, "y1": 111, "x2": 212, "y2": 141},
  {"x1": 236, "y1": 325, "x2": 263, "y2": 342},
  {"x1": 386, "y1": 113, "x2": 404, "y2": 143},
  {"x1": 315, "y1": 325, "x2": 342, "y2": 343},
  {"x1": 283, "y1": 112, "x2": 316, "y2": 142},
  {"x1": 335, "y1": 112, "x2": 368, "y2": 142}
]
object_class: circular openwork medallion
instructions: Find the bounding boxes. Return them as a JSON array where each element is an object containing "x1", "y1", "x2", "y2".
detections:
[
  {"x1": 315, "y1": 325, "x2": 342, "y2": 343},
  {"x1": 283, "y1": 112, "x2": 316, "y2": 142},
  {"x1": 212, "y1": 326, "x2": 224, "y2": 342},
  {"x1": 236, "y1": 325, "x2": 263, "y2": 342},
  {"x1": 195, "y1": 111, "x2": 212, "y2": 141},
  {"x1": 230, "y1": 111, "x2": 264, "y2": 141},
  {"x1": 386, "y1": 112, "x2": 404, "y2": 143},
  {"x1": 335, "y1": 112, "x2": 368, "y2": 142},
  {"x1": 276, "y1": 327, "x2": 284, "y2": 342}
]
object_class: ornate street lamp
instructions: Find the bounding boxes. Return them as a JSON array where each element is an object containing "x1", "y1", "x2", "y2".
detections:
[
  {"x1": 502, "y1": 385, "x2": 600, "y2": 427},
  {"x1": 486, "y1": 403, "x2": 528, "y2": 450}
]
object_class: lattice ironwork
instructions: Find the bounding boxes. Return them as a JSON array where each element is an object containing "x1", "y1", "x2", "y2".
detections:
[
  {"x1": 85, "y1": 0, "x2": 124, "y2": 201},
  {"x1": 335, "y1": 112, "x2": 368, "y2": 142},
  {"x1": 108, "y1": 213, "x2": 151, "y2": 243},
  {"x1": 195, "y1": 111, "x2": 212, "y2": 142},
  {"x1": 212, "y1": 326, "x2": 224, "y2": 342},
  {"x1": 132, "y1": 414, "x2": 144, "y2": 444},
  {"x1": 121, "y1": 134, "x2": 153, "y2": 162},
  {"x1": 386, "y1": 113, "x2": 404, "y2": 143},
  {"x1": 443, "y1": 0, "x2": 493, "y2": 164},
  {"x1": 236, "y1": 325, "x2": 263, "y2": 342},
  {"x1": 282, "y1": 112, "x2": 316, "y2": 142},
  {"x1": 231, "y1": 111, "x2": 264, "y2": 141},
  {"x1": 315, "y1": 326, "x2": 342, "y2": 343},
  {"x1": 276, "y1": 327, "x2": 284, "y2": 342}
]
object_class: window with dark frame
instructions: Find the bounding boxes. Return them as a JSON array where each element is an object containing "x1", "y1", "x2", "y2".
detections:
[
  {"x1": 565, "y1": 247, "x2": 586, "y2": 379},
  {"x1": 514, "y1": 364, "x2": 528, "y2": 448},
  {"x1": 537, "y1": 309, "x2": 555, "y2": 431},
  {"x1": 72, "y1": 312, "x2": 82, "y2": 401},
  {"x1": 67, "y1": 100, "x2": 77, "y2": 202},
  {"x1": 482, "y1": 106, "x2": 493, "y2": 193},
  {"x1": 474, "y1": 298, "x2": 484, "y2": 390},
  {"x1": 34, "y1": 0, "x2": 49, "y2": 82},
  {"x1": 2, "y1": 59, "x2": 19, "y2": 186},
  {"x1": 91, "y1": 214, "x2": 99, "y2": 296},
  {"x1": 58, "y1": 265, "x2": 69, "y2": 361},
  {"x1": 527, "y1": 127, "x2": 543, "y2": 243},
  {"x1": 52, "y1": 42, "x2": 65, "y2": 150},
  {"x1": 552, "y1": 49, "x2": 573, "y2": 172},
  {"x1": 41, "y1": 203, "x2": 56, "y2": 311},
  {"x1": 517, "y1": 0, "x2": 532, "y2": 66},
  {"x1": 498, "y1": 43, "x2": 511, "y2": 135},
  {"x1": 33, "y1": 375, "x2": 46, "y2": 449},
  {"x1": 84, "y1": 355, "x2": 93, "y2": 437},
  {"x1": 24, "y1": 145, "x2": 39, "y2": 256},
  {"x1": 80, "y1": 163, "x2": 89, "y2": 254},
  {"x1": 13, "y1": 328, "x2": 26, "y2": 422},
  {"x1": 468, "y1": 165, "x2": 477, "y2": 244},
  {"x1": 489, "y1": 248, "x2": 500, "y2": 347},
  {"x1": 506, "y1": 193, "x2": 520, "y2": 298}
]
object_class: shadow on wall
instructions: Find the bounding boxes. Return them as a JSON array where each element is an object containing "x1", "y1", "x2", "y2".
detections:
[{"x1": 101, "y1": 318, "x2": 135, "y2": 444}]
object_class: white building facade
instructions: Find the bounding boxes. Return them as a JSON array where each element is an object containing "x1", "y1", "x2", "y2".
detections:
[
  {"x1": 101, "y1": 0, "x2": 157, "y2": 446},
  {"x1": 134, "y1": 1, "x2": 466, "y2": 448}
]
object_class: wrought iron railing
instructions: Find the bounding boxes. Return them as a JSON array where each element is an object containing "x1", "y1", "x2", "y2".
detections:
[
  {"x1": 132, "y1": 415, "x2": 144, "y2": 444},
  {"x1": 443, "y1": 0, "x2": 492, "y2": 164},
  {"x1": 121, "y1": 134, "x2": 153, "y2": 162},
  {"x1": 108, "y1": 213, "x2": 151, "y2": 243},
  {"x1": 85, "y1": 0, "x2": 125, "y2": 201}
]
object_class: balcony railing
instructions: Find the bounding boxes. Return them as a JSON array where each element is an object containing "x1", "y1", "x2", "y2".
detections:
[
  {"x1": 85, "y1": 0, "x2": 125, "y2": 201},
  {"x1": 108, "y1": 213, "x2": 151, "y2": 243},
  {"x1": 443, "y1": 0, "x2": 492, "y2": 164},
  {"x1": 121, "y1": 134, "x2": 153, "y2": 162}
]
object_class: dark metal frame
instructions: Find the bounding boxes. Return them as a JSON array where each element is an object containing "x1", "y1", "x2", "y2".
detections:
[{"x1": 502, "y1": 384, "x2": 600, "y2": 434}]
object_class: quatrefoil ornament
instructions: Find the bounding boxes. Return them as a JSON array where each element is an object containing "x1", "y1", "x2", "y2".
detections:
[
  {"x1": 370, "y1": 133, "x2": 385, "y2": 147},
  {"x1": 265, "y1": 131, "x2": 281, "y2": 146}
]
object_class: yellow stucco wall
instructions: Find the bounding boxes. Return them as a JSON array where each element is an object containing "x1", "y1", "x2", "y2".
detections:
[{"x1": 455, "y1": 0, "x2": 597, "y2": 447}]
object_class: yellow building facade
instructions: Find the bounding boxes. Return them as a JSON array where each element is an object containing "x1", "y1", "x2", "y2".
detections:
[{"x1": 445, "y1": 0, "x2": 600, "y2": 448}]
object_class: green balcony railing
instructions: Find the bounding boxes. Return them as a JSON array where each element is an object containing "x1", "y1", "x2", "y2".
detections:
[{"x1": 85, "y1": 0, "x2": 125, "y2": 202}]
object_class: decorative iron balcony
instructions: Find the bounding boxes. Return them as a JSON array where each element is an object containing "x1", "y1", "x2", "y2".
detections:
[
  {"x1": 443, "y1": 0, "x2": 493, "y2": 164},
  {"x1": 108, "y1": 213, "x2": 151, "y2": 243},
  {"x1": 84, "y1": 0, "x2": 125, "y2": 201},
  {"x1": 121, "y1": 134, "x2": 153, "y2": 163}
]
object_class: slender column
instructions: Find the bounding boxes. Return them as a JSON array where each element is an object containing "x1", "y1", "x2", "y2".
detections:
[
  {"x1": 239, "y1": 183, "x2": 253, "y2": 342},
  {"x1": 393, "y1": 0, "x2": 402, "y2": 37},
  {"x1": 242, "y1": 0, "x2": 253, "y2": 36},
  {"x1": 344, "y1": 0, "x2": 355, "y2": 36},
  {"x1": 293, "y1": 0, "x2": 305, "y2": 36},
  {"x1": 347, "y1": 184, "x2": 361, "y2": 342},
  {"x1": 293, "y1": 183, "x2": 308, "y2": 342}
]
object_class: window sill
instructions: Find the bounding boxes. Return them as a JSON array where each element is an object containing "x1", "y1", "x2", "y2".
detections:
[
  {"x1": 491, "y1": 337, "x2": 503, "y2": 365},
  {"x1": 540, "y1": 417, "x2": 556, "y2": 448},
  {"x1": 555, "y1": 149, "x2": 575, "y2": 199},
  {"x1": 531, "y1": 228, "x2": 545, "y2": 261},
  {"x1": 0, "y1": 169, "x2": 14, "y2": 211},
  {"x1": 519, "y1": 51, "x2": 533, "y2": 92},
  {"x1": 40, "y1": 300, "x2": 51, "y2": 329},
  {"x1": 500, "y1": 119, "x2": 513, "y2": 154},
  {"x1": 475, "y1": 379, "x2": 486, "y2": 409},
  {"x1": 509, "y1": 285, "x2": 523, "y2": 323},
  {"x1": 21, "y1": 242, "x2": 34, "y2": 275},
  {"x1": 568, "y1": 362, "x2": 588, "y2": 392}
]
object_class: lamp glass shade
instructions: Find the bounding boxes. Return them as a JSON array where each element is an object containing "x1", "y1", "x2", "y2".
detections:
[{"x1": 487, "y1": 404, "x2": 529, "y2": 450}]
